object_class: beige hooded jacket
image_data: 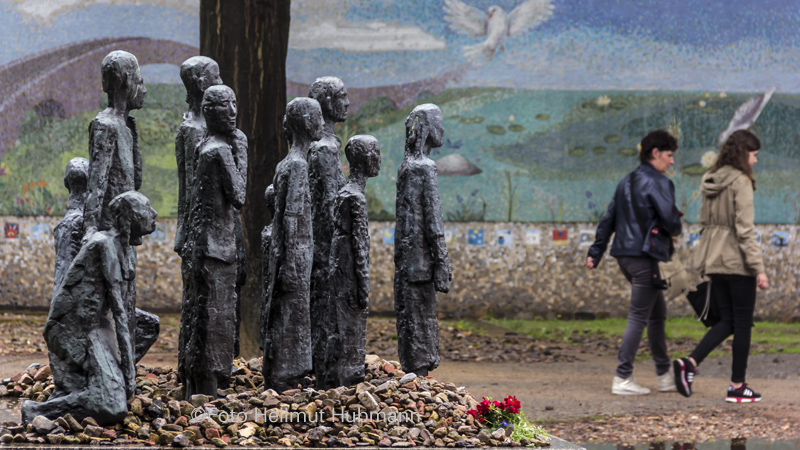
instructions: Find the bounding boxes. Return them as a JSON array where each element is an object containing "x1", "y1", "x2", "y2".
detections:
[{"x1": 693, "y1": 165, "x2": 765, "y2": 277}]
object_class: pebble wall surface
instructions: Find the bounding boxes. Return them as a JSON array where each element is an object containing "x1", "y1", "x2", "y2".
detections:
[{"x1": 1, "y1": 217, "x2": 798, "y2": 320}]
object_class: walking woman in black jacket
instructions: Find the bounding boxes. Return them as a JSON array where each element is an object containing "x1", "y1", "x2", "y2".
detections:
[{"x1": 586, "y1": 130, "x2": 683, "y2": 395}]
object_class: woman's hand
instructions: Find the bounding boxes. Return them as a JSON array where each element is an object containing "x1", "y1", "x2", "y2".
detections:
[
  {"x1": 757, "y1": 273, "x2": 769, "y2": 290},
  {"x1": 586, "y1": 256, "x2": 595, "y2": 269}
]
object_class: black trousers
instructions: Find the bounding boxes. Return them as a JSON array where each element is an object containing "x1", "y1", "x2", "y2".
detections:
[
  {"x1": 615, "y1": 256, "x2": 670, "y2": 379},
  {"x1": 689, "y1": 274, "x2": 756, "y2": 383}
]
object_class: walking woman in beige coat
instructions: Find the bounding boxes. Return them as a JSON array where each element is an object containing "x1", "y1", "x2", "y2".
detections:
[{"x1": 673, "y1": 129, "x2": 769, "y2": 403}]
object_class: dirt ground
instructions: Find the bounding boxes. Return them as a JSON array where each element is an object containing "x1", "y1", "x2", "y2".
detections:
[{"x1": 1, "y1": 316, "x2": 799, "y2": 446}]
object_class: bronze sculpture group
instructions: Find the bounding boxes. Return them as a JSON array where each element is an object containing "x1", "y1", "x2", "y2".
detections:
[
  {"x1": 22, "y1": 50, "x2": 452, "y2": 424},
  {"x1": 23, "y1": 51, "x2": 160, "y2": 424}
]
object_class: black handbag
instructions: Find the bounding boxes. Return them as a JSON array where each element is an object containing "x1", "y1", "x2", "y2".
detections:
[{"x1": 686, "y1": 281, "x2": 720, "y2": 327}]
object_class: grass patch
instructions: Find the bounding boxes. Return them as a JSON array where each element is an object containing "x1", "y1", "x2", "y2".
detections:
[
  {"x1": 488, "y1": 317, "x2": 800, "y2": 358},
  {"x1": 449, "y1": 319, "x2": 486, "y2": 335},
  {"x1": 488, "y1": 317, "x2": 629, "y2": 340}
]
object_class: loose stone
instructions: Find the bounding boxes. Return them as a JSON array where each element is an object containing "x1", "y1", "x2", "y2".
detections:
[
  {"x1": 31, "y1": 415, "x2": 55, "y2": 434},
  {"x1": 172, "y1": 433, "x2": 191, "y2": 447}
]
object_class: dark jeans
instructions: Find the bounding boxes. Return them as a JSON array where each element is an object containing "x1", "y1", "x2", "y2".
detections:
[
  {"x1": 689, "y1": 274, "x2": 756, "y2": 383},
  {"x1": 616, "y1": 256, "x2": 671, "y2": 379}
]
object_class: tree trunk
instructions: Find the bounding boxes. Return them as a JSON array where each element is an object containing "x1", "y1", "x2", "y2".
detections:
[{"x1": 200, "y1": 0, "x2": 291, "y2": 358}]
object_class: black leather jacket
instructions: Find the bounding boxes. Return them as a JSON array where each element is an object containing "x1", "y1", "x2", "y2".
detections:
[{"x1": 588, "y1": 162, "x2": 682, "y2": 266}]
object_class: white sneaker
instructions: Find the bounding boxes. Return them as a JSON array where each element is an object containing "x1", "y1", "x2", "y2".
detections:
[
  {"x1": 657, "y1": 368, "x2": 677, "y2": 392},
  {"x1": 612, "y1": 376, "x2": 650, "y2": 395}
]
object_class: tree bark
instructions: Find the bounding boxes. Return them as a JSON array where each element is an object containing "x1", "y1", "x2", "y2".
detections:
[{"x1": 200, "y1": 0, "x2": 291, "y2": 358}]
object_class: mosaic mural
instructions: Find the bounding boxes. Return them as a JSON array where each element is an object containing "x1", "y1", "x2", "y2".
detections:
[{"x1": 2, "y1": 0, "x2": 800, "y2": 223}]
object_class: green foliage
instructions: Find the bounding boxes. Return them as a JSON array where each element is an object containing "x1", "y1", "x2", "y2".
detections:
[
  {"x1": 510, "y1": 416, "x2": 550, "y2": 446},
  {"x1": 467, "y1": 396, "x2": 549, "y2": 446},
  {"x1": 0, "y1": 110, "x2": 90, "y2": 215},
  {"x1": 446, "y1": 189, "x2": 486, "y2": 221},
  {"x1": 484, "y1": 91, "x2": 800, "y2": 184},
  {"x1": 451, "y1": 319, "x2": 486, "y2": 334},
  {"x1": 446, "y1": 202, "x2": 486, "y2": 221},
  {"x1": 366, "y1": 184, "x2": 395, "y2": 221},
  {"x1": 352, "y1": 96, "x2": 398, "y2": 123},
  {"x1": 490, "y1": 317, "x2": 800, "y2": 357},
  {"x1": 335, "y1": 120, "x2": 360, "y2": 154},
  {"x1": 0, "y1": 84, "x2": 183, "y2": 217},
  {"x1": 503, "y1": 170, "x2": 518, "y2": 222},
  {"x1": 416, "y1": 90, "x2": 435, "y2": 103},
  {"x1": 587, "y1": 205, "x2": 606, "y2": 222},
  {"x1": 8, "y1": 180, "x2": 61, "y2": 216},
  {"x1": 356, "y1": 87, "x2": 503, "y2": 135},
  {"x1": 542, "y1": 192, "x2": 566, "y2": 222}
]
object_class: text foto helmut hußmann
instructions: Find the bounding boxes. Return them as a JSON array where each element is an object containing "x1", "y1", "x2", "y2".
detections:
[{"x1": 191, "y1": 406, "x2": 422, "y2": 425}]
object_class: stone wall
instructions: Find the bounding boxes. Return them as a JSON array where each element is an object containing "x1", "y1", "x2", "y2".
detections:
[{"x1": 1, "y1": 216, "x2": 798, "y2": 320}]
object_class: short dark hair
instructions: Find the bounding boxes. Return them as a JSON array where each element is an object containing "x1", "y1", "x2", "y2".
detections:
[{"x1": 640, "y1": 130, "x2": 678, "y2": 163}]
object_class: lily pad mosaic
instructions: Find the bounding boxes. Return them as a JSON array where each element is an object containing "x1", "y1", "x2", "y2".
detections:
[
  {"x1": 682, "y1": 163, "x2": 707, "y2": 176},
  {"x1": 581, "y1": 100, "x2": 627, "y2": 110},
  {"x1": 486, "y1": 125, "x2": 506, "y2": 135},
  {"x1": 7, "y1": 85, "x2": 800, "y2": 223},
  {"x1": 459, "y1": 116, "x2": 485, "y2": 124},
  {"x1": 568, "y1": 147, "x2": 586, "y2": 157}
]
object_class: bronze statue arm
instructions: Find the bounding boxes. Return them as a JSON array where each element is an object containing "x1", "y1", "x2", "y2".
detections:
[
  {"x1": 232, "y1": 130, "x2": 248, "y2": 180},
  {"x1": 128, "y1": 117, "x2": 142, "y2": 191},
  {"x1": 421, "y1": 166, "x2": 452, "y2": 293},
  {"x1": 174, "y1": 130, "x2": 187, "y2": 254},
  {"x1": 278, "y1": 161, "x2": 308, "y2": 291},
  {"x1": 215, "y1": 145, "x2": 246, "y2": 209},
  {"x1": 350, "y1": 195, "x2": 371, "y2": 309}
]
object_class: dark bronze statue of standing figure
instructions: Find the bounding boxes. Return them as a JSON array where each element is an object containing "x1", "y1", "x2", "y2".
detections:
[
  {"x1": 174, "y1": 56, "x2": 223, "y2": 257},
  {"x1": 318, "y1": 135, "x2": 381, "y2": 389},
  {"x1": 84, "y1": 50, "x2": 145, "y2": 237},
  {"x1": 260, "y1": 120, "x2": 291, "y2": 351},
  {"x1": 262, "y1": 97, "x2": 323, "y2": 392},
  {"x1": 54, "y1": 157, "x2": 89, "y2": 295},
  {"x1": 22, "y1": 191, "x2": 157, "y2": 425},
  {"x1": 307, "y1": 77, "x2": 349, "y2": 374},
  {"x1": 173, "y1": 56, "x2": 224, "y2": 382},
  {"x1": 394, "y1": 104, "x2": 452, "y2": 377},
  {"x1": 83, "y1": 50, "x2": 159, "y2": 364},
  {"x1": 181, "y1": 85, "x2": 246, "y2": 399}
]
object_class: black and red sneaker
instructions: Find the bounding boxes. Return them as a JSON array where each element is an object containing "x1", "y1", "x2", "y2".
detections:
[
  {"x1": 673, "y1": 357, "x2": 695, "y2": 397},
  {"x1": 726, "y1": 384, "x2": 761, "y2": 403}
]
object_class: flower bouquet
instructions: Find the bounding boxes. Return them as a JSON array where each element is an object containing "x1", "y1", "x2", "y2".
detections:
[{"x1": 467, "y1": 395, "x2": 550, "y2": 447}]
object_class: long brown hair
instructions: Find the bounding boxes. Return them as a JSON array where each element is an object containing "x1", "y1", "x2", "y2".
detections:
[{"x1": 712, "y1": 129, "x2": 760, "y2": 190}]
